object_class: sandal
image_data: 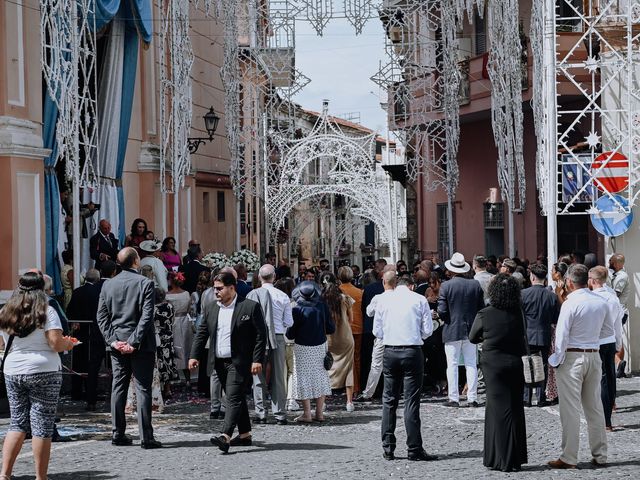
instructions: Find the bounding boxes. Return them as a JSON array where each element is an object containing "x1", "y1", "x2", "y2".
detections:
[
  {"x1": 294, "y1": 415, "x2": 313, "y2": 423},
  {"x1": 313, "y1": 416, "x2": 325, "y2": 423}
]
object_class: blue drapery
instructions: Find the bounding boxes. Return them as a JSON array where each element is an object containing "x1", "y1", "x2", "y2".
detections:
[{"x1": 43, "y1": 0, "x2": 152, "y2": 285}]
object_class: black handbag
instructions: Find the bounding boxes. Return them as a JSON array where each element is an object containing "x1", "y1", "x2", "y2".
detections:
[
  {"x1": 322, "y1": 312, "x2": 333, "y2": 371},
  {"x1": 1, "y1": 335, "x2": 15, "y2": 390}
]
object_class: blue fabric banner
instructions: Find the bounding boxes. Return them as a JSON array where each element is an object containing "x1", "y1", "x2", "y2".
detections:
[{"x1": 93, "y1": 0, "x2": 153, "y2": 43}]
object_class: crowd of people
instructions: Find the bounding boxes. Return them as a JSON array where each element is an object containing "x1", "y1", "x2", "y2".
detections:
[{"x1": 0, "y1": 214, "x2": 632, "y2": 477}]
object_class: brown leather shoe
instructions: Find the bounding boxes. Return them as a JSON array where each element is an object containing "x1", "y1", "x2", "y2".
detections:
[{"x1": 548, "y1": 459, "x2": 576, "y2": 469}]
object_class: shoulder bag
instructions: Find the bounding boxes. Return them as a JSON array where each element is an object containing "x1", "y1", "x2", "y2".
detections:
[
  {"x1": 520, "y1": 310, "x2": 545, "y2": 385},
  {"x1": 1, "y1": 335, "x2": 15, "y2": 391},
  {"x1": 322, "y1": 311, "x2": 334, "y2": 371}
]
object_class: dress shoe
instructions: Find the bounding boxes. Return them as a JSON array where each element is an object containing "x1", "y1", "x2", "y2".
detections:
[
  {"x1": 210, "y1": 411, "x2": 221, "y2": 420},
  {"x1": 229, "y1": 435, "x2": 252, "y2": 447},
  {"x1": 352, "y1": 394, "x2": 370, "y2": 403},
  {"x1": 469, "y1": 401, "x2": 482, "y2": 408},
  {"x1": 591, "y1": 458, "x2": 606, "y2": 467},
  {"x1": 253, "y1": 416, "x2": 267, "y2": 424},
  {"x1": 408, "y1": 449, "x2": 438, "y2": 461},
  {"x1": 616, "y1": 360, "x2": 627, "y2": 378},
  {"x1": 383, "y1": 451, "x2": 395, "y2": 461},
  {"x1": 141, "y1": 439, "x2": 162, "y2": 449},
  {"x1": 443, "y1": 401, "x2": 459, "y2": 408},
  {"x1": 112, "y1": 435, "x2": 133, "y2": 446},
  {"x1": 547, "y1": 458, "x2": 576, "y2": 469},
  {"x1": 52, "y1": 429, "x2": 72, "y2": 443},
  {"x1": 276, "y1": 419, "x2": 288, "y2": 425},
  {"x1": 210, "y1": 435, "x2": 230, "y2": 453},
  {"x1": 537, "y1": 400, "x2": 549, "y2": 407}
]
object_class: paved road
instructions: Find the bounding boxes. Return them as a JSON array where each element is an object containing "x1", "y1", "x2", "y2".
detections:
[{"x1": 3, "y1": 377, "x2": 640, "y2": 479}]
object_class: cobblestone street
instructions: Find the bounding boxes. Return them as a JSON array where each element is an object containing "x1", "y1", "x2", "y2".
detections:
[{"x1": 2, "y1": 376, "x2": 640, "y2": 479}]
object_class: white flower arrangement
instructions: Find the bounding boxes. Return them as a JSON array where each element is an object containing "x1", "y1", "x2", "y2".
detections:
[
  {"x1": 202, "y1": 252, "x2": 230, "y2": 270},
  {"x1": 229, "y1": 249, "x2": 260, "y2": 272}
]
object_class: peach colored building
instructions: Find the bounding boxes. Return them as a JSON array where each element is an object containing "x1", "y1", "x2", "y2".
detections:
[{"x1": 0, "y1": 2, "x2": 244, "y2": 291}]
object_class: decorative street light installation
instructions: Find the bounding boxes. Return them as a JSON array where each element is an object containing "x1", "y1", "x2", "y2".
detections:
[{"x1": 187, "y1": 106, "x2": 221, "y2": 154}]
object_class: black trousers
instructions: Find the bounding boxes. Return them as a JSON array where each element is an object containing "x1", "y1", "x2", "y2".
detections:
[
  {"x1": 600, "y1": 342, "x2": 617, "y2": 428},
  {"x1": 85, "y1": 341, "x2": 106, "y2": 405},
  {"x1": 360, "y1": 332, "x2": 375, "y2": 393},
  {"x1": 381, "y1": 346, "x2": 424, "y2": 455},
  {"x1": 523, "y1": 345, "x2": 549, "y2": 404},
  {"x1": 215, "y1": 358, "x2": 252, "y2": 437},
  {"x1": 110, "y1": 351, "x2": 155, "y2": 443}
]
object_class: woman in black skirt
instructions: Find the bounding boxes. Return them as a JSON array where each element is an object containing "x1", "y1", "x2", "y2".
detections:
[{"x1": 469, "y1": 274, "x2": 528, "y2": 472}]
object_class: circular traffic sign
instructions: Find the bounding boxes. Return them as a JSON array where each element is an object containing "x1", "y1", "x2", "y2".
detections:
[
  {"x1": 591, "y1": 151, "x2": 629, "y2": 193},
  {"x1": 590, "y1": 194, "x2": 633, "y2": 237}
]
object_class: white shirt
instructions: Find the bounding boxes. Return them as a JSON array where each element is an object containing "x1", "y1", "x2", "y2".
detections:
[
  {"x1": 215, "y1": 295, "x2": 237, "y2": 358},
  {"x1": 610, "y1": 269, "x2": 630, "y2": 315},
  {"x1": 262, "y1": 283, "x2": 294, "y2": 334},
  {"x1": 592, "y1": 286, "x2": 624, "y2": 350},
  {"x1": 1, "y1": 306, "x2": 63, "y2": 375},
  {"x1": 549, "y1": 288, "x2": 609, "y2": 367},
  {"x1": 140, "y1": 256, "x2": 168, "y2": 292},
  {"x1": 372, "y1": 286, "x2": 433, "y2": 346}
]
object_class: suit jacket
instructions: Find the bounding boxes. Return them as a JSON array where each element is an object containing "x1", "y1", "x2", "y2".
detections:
[
  {"x1": 181, "y1": 260, "x2": 210, "y2": 294},
  {"x1": 66, "y1": 281, "x2": 105, "y2": 344},
  {"x1": 361, "y1": 280, "x2": 384, "y2": 334},
  {"x1": 437, "y1": 276, "x2": 485, "y2": 343},
  {"x1": 89, "y1": 232, "x2": 119, "y2": 270},
  {"x1": 246, "y1": 288, "x2": 276, "y2": 350},
  {"x1": 190, "y1": 296, "x2": 267, "y2": 376},
  {"x1": 521, "y1": 284, "x2": 560, "y2": 347},
  {"x1": 96, "y1": 269, "x2": 156, "y2": 352}
]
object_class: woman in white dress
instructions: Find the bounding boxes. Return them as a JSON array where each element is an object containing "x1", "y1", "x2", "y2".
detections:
[{"x1": 167, "y1": 271, "x2": 193, "y2": 387}]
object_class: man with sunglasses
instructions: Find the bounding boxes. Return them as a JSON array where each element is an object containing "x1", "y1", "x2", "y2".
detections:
[{"x1": 189, "y1": 272, "x2": 266, "y2": 453}]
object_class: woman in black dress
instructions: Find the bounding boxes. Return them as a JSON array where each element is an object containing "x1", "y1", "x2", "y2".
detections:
[{"x1": 469, "y1": 274, "x2": 528, "y2": 472}]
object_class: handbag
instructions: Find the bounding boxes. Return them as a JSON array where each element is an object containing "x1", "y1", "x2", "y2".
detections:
[
  {"x1": 1, "y1": 335, "x2": 15, "y2": 390},
  {"x1": 520, "y1": 311, "x2": 545, "y2": 385},
  {"x1": 322, "y1": 311, "x2": 334, "y2": 371}
]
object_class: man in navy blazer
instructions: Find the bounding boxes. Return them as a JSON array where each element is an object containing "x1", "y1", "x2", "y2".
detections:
[{"x1": 437, "y1": 252, "x2": 485, "y2": 407}]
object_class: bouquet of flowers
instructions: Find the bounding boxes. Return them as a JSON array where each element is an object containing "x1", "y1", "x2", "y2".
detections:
[
  {"x1": 229, "y1": 249, "x2": 260, "y2": 271},
  {"x1": 202, "y1": 252, "x2": 230, "y2": 270}
]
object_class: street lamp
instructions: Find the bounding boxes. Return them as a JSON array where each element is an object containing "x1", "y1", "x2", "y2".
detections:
[{"x1": 187, "y1": 106, "x2": 220, "y2": 154}]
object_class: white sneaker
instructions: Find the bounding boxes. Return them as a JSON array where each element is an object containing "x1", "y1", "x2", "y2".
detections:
[
  {"x1": 346, "y1": 402, "x2": 354, "y2": 412},
  {"x1": 287, "y1": 400, "x2": 300, "y2": 411}
]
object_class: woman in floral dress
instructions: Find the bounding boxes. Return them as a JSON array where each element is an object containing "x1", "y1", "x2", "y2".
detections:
[
  {"x1": 155, "y1": 288, "x2": 179, "y2": 399},
  {"x1": 546, "y1": 262, "x2": 569, "y2": 404}
]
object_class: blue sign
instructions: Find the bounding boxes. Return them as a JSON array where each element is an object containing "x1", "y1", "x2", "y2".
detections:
[{"x1": 590, "y1": 195, "x2": 633, "y2": 237}]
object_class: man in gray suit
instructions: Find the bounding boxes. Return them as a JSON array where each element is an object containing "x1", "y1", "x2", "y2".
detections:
[
  {"x1": 437, "y1": 252, "x2": 485, "y2": 408},
  {"x1": 97, "y1": 247, "x2": 160, "y2": 449}
]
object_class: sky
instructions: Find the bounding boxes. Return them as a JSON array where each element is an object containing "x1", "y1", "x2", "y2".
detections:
[{"x1": 292, "y1": 17, "x2": 388, "y2": 134}]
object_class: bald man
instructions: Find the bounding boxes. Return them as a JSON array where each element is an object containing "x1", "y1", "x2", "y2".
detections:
[
  {"x1": 90, "y1": 219, "x2": 119, "y2": 270},
  {"x1": 97, "y1": 247, "x2": 160, "y2": 449},
  {"x1": 247, "y1": 264, "x2": 293, "y2": 424}
]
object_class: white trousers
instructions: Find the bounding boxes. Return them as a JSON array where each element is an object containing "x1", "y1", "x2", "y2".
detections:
[
  {"x1": 362, "y1": 338, "x2": 385, "y2": 398},
  {"x1": 444, "y1": 340, "x2": 478, "y2": 402},
  {"x1": 556, "y1": 351, "x2": 607, "y2": 465}
]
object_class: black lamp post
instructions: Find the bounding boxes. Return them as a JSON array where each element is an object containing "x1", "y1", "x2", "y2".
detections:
[{"x1": 187, "y1": 106, "x2": 220, "y2": 154}]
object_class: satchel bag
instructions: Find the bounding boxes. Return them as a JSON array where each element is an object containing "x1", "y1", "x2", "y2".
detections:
[{"x1": 520, "y1": 311, "x2": 545, "y2": 385}]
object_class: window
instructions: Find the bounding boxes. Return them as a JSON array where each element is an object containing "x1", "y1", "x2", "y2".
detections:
[
  {"x1": 217, "y1": 191, "x2": 226, "y2": 222},
  {"x1": 483, "y1": 202, "x2": 504, "y2": 229},
  {"x1": 203, "y1": 192, "x2": 210, "y2": 223},
  {"x1": 437, "y1": 203, "x2": 455, "y2": 261},
  {"x1": 474, "y1": 10, "x2": 486, "y2": 55}
]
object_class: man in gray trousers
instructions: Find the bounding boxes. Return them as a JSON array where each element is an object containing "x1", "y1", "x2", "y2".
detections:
[
  {"x1": 97, "y1": 247, "x2": 161, "y2": 449},
  {"x1": 247, "y1": 264, "x2": 293, "y2": 424}
]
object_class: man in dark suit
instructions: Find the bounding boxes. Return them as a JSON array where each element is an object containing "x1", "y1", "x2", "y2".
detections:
[
  {"x1": 437, "y1": 252, "x2": 485, "y2": 408},
  {"x1": 521, "y1": 263, "x2": 560, "y2": 407},
  {"x1": 189, "y1": 272, "x2": 266, "y2": 453},
  {"x1": 66, "y1": 268, "x2": 107, "y2": 410},
  {"x1": 89, "y1": 219, "x2": 119, "y2": 270},
  {"x1": 181, "y1": 245, "x2": 211, "y2": 293},
  {"x1": 97, "y1": 247, "x2": 160, "y2": 449}
]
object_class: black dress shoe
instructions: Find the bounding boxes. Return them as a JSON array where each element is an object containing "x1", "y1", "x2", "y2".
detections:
[
  {"x1": 141, "y1": 439, "x2": 162, "y2": 449},
  {"x1": 469, "y1": 401, "x2": 482, "y2": 408},
  {"x1": 276, "y1": 419, "x2": 288, "y2": 425},
  {"x1": 443, "y1": 401, "x2": 459, "y2": 408},
  {"x1": 210, "y1": 435, "x2": 230, "y2": 453},
  {"x1": 408, "y1": 449, "x2": 438, "y2": 461},
  {"x1": 229, "y1": 435, "x2": 252, "y2": 447},
  {"x1": 210, "y1": 411, "x2": 220, "y2": 420},
  {"x1": 112, "y1": 435, "x2": 133, "y2": 446},
  {"x1": 383, "y1": 451, "x2": 395, "y2": 461},
  {"x1": 616, "y1": 360, "x2": 627, "y2": 378},
  {"x1": 52, "y1": 433, "x2": 73, "y2": 443},
  {"x1": 253, "y1": 416, "x2": 267, "y2": 424},
  {"x1": 353, "y1": 394, "x2": 370, "y2": 403}
]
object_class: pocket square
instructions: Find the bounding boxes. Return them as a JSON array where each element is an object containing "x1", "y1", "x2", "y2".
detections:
[{"x1": 240, "y1": 314, "x2": 250, "y2": 321}]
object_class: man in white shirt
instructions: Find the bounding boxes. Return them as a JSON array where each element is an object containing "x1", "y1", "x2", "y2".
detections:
[
  {"x1": 609, "y1": 254, "x2": 630, "y2": 377},
  {"x1": 473, "y1": 255, "x2": 494, "y2": 305},
  {"x1": 589, "y1": 266, "x2": 623, "y2": 431},
  {"x1": 139, "y1": 240, "x2": 168, "y2": 292},
  {"x1": 548, "y1": 264, "x2": 609, "y2": 469},
  {"x1": 247, "y1": 264, "x2": 293, "y2": 424},
  {"x1": 373, "y1": 273, "x2": 436, "y2": 462}
]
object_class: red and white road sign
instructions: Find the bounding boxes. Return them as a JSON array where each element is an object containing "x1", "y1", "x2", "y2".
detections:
[{"x1": 591, "y1": 151, "x2": 629, "y2": 194}]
